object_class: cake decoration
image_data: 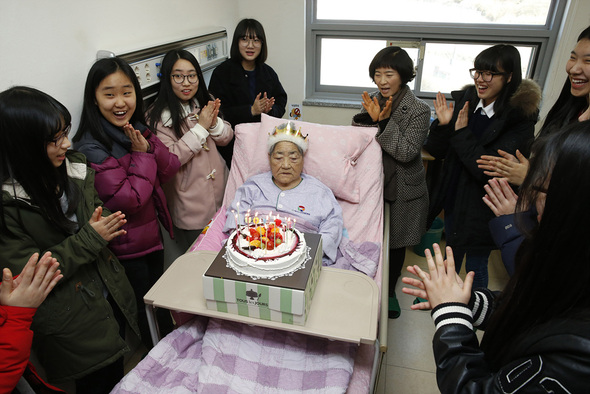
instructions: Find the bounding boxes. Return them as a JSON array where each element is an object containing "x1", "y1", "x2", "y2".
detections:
[{"x1": 224, "y1": 212, "x2": 311, "y2": 280}]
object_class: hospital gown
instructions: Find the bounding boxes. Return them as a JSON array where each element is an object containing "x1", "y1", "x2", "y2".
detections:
[{"x1": 224, "y1": 172, "x2": 343, "y2": 263}]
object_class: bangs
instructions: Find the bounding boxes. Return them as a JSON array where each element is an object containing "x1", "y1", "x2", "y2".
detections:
[{"x1": 474, "y1": 53, "x2": 500, "y2": 72}]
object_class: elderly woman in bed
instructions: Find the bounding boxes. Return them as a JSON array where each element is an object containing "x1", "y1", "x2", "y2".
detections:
[{"x1": 223, "y1": 122, "x2": 343, "y2": 263}]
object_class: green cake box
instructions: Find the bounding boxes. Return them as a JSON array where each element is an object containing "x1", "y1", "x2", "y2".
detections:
[{"x1": 202, "y1": 233, "x2": 323, "y2": 325}]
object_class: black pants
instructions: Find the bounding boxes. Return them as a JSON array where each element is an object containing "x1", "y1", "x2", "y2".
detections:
[
  {"x1": 121, "y1": 250, "x2": 173, "y2": 348},
  {"x1": 389, "y1": 247, "x2": 406, "y2": 296}
]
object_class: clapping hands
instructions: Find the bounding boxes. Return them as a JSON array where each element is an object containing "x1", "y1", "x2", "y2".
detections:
[
  {"x1": 0, "y1": 252, "x2": 62, "y2": 308},
  {"x1": 251, "y1": 92, "x2": 275, "y2": 116},
  {"x1": 89, "y1": 206, "x2": 127, "y2": 242},
  {"x1": 402, "y1": 244, "x2": 473, "y2": 310},
  {"x1": 123, "y1": 123, "x2": 150, "y2": 153},
  {"x1": 198, "y1": 98, "x2": 221, "y2": 130},
  {"x1": 361, "y1": 91, "x2": 392, "y2": 122},
  {"x1": 477, "y1": 149, "x2": 529, "y2": 186}
]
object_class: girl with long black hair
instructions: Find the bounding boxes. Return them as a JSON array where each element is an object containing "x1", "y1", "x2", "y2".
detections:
[{"x1": 0, "y1": 86, "x2": 137, "y2": 393}]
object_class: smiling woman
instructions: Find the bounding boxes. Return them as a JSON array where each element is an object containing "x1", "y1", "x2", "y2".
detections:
[
  {"x1": 351, "y1": 46, "x2": 430, "y2": 318},
  {"x1": 73, "y1": 56, "x2": 181, "y2": 350},
  {"x1": 424, "y1": 44, "x2": 541, "y2": 289}
]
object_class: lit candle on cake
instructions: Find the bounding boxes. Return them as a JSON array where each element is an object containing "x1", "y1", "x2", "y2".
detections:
[
  {"x1": 232, "y1": 210, "x2": 238, "y2": 232},
  {"x1": 236, "y1": 202, "x2": 240, "y2": 226}
]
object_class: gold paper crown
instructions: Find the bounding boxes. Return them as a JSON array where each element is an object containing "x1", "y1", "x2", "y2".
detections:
[{"x1": 267, "y1": 121, "x2": 309, "y2": 153}]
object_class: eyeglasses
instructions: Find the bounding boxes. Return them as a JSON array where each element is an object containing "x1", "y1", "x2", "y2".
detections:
[
  {"x1": 239, "y1": 36, "x2": 262, "y2": 48},
  {"x1": 51, "y1": 123, "x2": 71, "y2": 147},
  {"x1": 469, "y1": 68, "x2": 506, "y2": 82},
  {"x1": 171, "y1": 74, "x2": 198, "y2": 84}
]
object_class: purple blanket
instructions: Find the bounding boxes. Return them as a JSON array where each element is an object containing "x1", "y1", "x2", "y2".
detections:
[{"x1": 113, "y1": 317, "x2": 356, "y2": 393}]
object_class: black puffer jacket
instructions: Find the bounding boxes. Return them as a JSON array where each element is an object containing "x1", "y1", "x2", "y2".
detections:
[
  {"x1": 425, "y1": 80, "x2": 541, "y2": 250},
  {"x1": 432, "y1": 290, "x2": 590, "y2": 393}
]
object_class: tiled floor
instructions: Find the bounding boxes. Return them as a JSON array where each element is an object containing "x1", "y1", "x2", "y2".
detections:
[{"x1": 375, "y1": 243, "x2": 510, "y2": 394}]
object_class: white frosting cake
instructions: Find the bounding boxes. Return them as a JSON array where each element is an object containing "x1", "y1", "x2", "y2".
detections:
[{"x1": 224, "y1": 226, "x2": 311, "y2": 280}]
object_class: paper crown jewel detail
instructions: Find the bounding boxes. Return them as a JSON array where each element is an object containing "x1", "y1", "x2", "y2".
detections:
[{"x1": 267, "y1": 121, "x2": 309, "y2": 153}]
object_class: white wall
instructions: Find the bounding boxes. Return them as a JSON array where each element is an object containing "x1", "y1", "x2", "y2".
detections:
[
  {"x1": 1, "y1": 0, "x2": 589, "y2": 128},
  {"x1": 0, "y1": 0, "x2": 239, "y2": 129}
]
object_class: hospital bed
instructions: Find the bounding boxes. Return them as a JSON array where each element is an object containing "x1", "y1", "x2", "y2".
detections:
[{"x1": 114, "y1": 114, "x2": 389, "y2": 393}]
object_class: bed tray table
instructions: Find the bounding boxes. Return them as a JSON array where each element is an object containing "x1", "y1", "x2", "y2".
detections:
[{"x1": 144, "y1": 250, "x2": 379, "y2": 346}]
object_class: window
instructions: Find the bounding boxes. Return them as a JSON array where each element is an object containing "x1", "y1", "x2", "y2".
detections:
[{"x1": 305, "y1": 0, "x2": 566, "y2": 105}]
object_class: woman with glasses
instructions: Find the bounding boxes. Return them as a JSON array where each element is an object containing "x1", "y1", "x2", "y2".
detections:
[
  {"x1": 0, "y1": 86, "x2": 139, "y2": 393},
  {"x1": 424, "y1": 44, "x2": 541, "y2": 289},
  {"x1": 209, "y1": 18, "x2": 287, "y2": 167},
  {"x1": 147, "y1": 49, "x2": 233, "y2": 264}
]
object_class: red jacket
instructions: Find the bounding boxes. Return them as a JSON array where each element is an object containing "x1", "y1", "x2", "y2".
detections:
[{"x1": 0, "y1": 305, "x2": 64, "y2": 393}]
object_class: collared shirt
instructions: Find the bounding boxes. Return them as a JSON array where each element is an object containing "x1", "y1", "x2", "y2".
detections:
[{"x1": 474, "y1": 99, "x2": 496, "y2": 118}]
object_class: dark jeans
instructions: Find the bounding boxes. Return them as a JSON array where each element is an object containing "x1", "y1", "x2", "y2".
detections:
[
  {"x1": 121, "y1": 250, "x2": 173, "y2": 348},
  {"x1": 448, "y1": 247, "x2": 491, "y2": 289},
  {"x1": 443, "y1": 211, "x2": 492, "y2": 289}
]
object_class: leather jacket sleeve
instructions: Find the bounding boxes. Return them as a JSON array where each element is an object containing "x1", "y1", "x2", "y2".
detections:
[{"x1": 432, "y1": 302, "x2": 590, "y2": 393}]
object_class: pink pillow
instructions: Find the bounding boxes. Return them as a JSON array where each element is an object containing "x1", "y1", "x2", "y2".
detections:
[{"x1": 234, "y1": 114, "x2": 374, "y2": 203}]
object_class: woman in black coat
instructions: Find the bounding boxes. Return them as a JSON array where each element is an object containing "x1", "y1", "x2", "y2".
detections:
[
  {"x1": 209, "y1": 18, "x2": 287, "y2": 167},
  {"x1": 425, "y1": 44, "x2": 541, "y2": 288}
]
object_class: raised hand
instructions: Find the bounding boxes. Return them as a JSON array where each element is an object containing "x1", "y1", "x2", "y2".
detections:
[
  {"x1": 123, "y1": 123, "x2": 150, "y2": 153},
  {"x1": 483, "y1": 178, "x2": 518, "y2": 217},
  {"x1": 89, "y1": 206, "x2": 127, "y2": 242},
  {"x1": 433, "y1": 91, "x2": 454, "y2": 126},
  {"x1": 361, "y1": 91, "x2": 393, "y2": 122},
  {"x1": 403, "y1": 244, "x2": 473, "y2": 309},
  {"x1": 455, "y1": 101, "x2": 469, "y2": 130},
  {"x1": 1, "y1": 252, "x2": 62, "y2": 308},
  {"x1": 251, "y1": 92, "x2": 274, "y2": 116},
  {"x1": 198, "y1": 99, "x2": 220, "y2": 130}
]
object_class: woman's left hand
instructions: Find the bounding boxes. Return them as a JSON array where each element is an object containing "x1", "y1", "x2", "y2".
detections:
[
  {"x1": 123, "y1": 123, "x2": 150, "y2": 152},
  {"x1": 403, "y1": 244, "x2": 473, "y2": 309}
]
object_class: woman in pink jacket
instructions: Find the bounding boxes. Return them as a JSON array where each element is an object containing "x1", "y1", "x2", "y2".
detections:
[
  {"x1": 74, "y1": 57, "x2": 181, "y2": 348},
  {"x1": 147, "y1": 49, "x2": 233, "y2": 261}
]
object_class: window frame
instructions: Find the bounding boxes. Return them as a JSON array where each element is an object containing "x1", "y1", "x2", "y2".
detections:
[{"x1": 304, "y1": 0, "x2": 567, "y2": 106}]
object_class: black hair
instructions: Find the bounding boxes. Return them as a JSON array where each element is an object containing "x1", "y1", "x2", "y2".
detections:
[
  {"x1": 369, "y1": 46, "x2": 416, "y2": 86},
  {"x1": 147, "y1": 49, "x2": 211, "y2": 139},
  {"x1": 481, "y1": 120, "x2": 590, "y2": 369},
  {"x1": 73, "y1": 57, "x2": 145, "y2": 150},
  {"x1": 539, "y1": 25, "x2": 590, "y2": 137},
  {"x1": 0, "y1": 86, "x2": 79, "y2": 234},
  {"x1": 229, "y1": 18, "x2": 268, "y2": 65},
  {"x1": 473, "y1": 44, "x2": 523, "y2": 117}
]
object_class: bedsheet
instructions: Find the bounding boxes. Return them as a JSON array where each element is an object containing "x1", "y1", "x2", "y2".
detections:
[
  {"x1": 114, "y1": 316, "x2": 356, "y2": 393},
  {"x1": 115, "y1": 119, "x2": 384, "y2": 393}
]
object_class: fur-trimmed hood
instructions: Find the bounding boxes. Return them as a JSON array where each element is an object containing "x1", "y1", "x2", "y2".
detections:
[
  {"x1": 509, "y1": 79, "x2": 542, "y2": 118},
  {"x1": 458, "y1": 79, "x2": 542, "y2": 119}
]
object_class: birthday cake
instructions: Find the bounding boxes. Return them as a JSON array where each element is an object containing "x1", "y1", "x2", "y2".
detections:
[{"x1": 224, "y1": 219, "x2": 311, "y2": 280}]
